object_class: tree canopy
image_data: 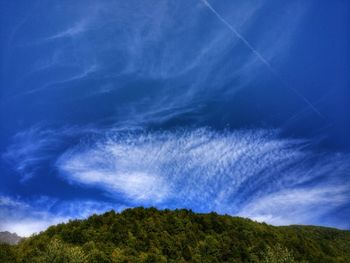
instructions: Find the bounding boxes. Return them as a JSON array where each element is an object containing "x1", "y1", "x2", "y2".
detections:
[{"x1": 1, "y1": 207, "x2": 349, "y2": 262}]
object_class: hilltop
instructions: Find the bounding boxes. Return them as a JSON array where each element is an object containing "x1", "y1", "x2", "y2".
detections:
[{"x1": 0, "y1": 207, "x2": 349, "y2": 262}]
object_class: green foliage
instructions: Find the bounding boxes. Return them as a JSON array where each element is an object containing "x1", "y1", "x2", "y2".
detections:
[
  {"x1": 0, "y1": 243, "x2": 17, "y2": 262},
  {"x1": 261, "y1": 244, "x2": 296, "y2": 263},
  {"x1": 31, "y1": 239, "x2": 88, "y2": 263},
  {"x1": 1, "y1": 207, "x2": 350, "y2": 262}
]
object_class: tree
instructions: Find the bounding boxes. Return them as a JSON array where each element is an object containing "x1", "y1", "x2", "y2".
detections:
[
  {"x1": 37, "y1": 239, "x2": 88, "y2": 263},
  {"x1": 262, "y1": 244, "x2": 297, "y2": 263},
  {"x1": 0, "y1": 244, "x2": 17, "y2": 262}
]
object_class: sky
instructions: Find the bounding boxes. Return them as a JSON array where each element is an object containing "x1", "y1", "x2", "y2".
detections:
[{"x1": 0, "y1": 0, "x2": 349, "y2": 237}]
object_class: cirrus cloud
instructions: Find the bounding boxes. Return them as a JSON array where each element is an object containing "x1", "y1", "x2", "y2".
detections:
[{"x1": 55, "y1": 127, "x2": 350, "y2": 227}]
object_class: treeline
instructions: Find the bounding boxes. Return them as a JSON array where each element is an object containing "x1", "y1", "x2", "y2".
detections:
[{"x1": 1, "y1": 207, "x2": 349, "y2": 262}]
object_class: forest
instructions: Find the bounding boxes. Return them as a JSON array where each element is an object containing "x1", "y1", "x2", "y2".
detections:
[{"x1": 1, "y1": 207, "x2": 350, "y2": 262}]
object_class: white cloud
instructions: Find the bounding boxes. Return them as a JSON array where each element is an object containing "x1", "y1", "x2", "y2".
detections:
[
  {"x1": 46, "y1": 20, "x2": 89, "y2": 40},
  {"x1": 3, "y1": 128, "x2": 61, "y2": 181},
  {"x1": 0, "y1": 216, "x2": 68, "y2": 238},
  {"x1": 0, "y1": 196, "x2": 66, "y2": 237},
  {"x1": 0, "y1": 197, "x2": 29, "y2": 209},
  {"x1": 55, "y1": 127, "x2": 350, "y2": 228},
  {"x1": 238, "y1": 186, "x2": 350, "y2": 226},
  {"x1": 0, "y1": 195, "x2": 121, "y2": 237},
  {"x1": 2, "y1": 125, "x2": 101, "y2": 181}
]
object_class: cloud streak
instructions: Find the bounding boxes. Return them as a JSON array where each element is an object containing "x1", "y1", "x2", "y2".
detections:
[
  {"x1": 200, "y1": 0, "x2": 324, "y2": 118},
  {"x1": 200, "y1": 0, "x2": 271, "y2": 68}
]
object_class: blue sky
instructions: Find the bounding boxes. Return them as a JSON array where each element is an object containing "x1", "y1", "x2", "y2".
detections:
[{"x1": 0, "y1": 0, "x2": 349, "y2": 236}]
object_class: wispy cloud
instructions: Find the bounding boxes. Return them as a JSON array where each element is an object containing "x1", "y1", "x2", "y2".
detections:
[
  {"x1": 45, "y1": 20, "x2": 89, "y2": 40},
  {"x1": 8, "y1": 0, "x2": 306, "y2": 106},
  {"x1": 3, "y1": 128, "x2": 61, "y2": 182},
  {"x1": 2, "y1": 125, "x2": 100, "y2": 181},
  {"x1": 19, "y1": 63, "x2": 99, "y2": 96},
  {"x1": 53, "y1": 127, "x2": 350, "y2": 227},
  {"x1": 238, "y1": 186, "x2": 349, "y2": 226}
]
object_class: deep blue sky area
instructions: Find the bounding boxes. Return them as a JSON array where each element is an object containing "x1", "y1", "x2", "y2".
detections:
[{"x1": 0, "y1": 0, "x2": 349, "y2": 236}]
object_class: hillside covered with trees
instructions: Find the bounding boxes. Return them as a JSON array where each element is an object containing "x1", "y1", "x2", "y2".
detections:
[{"x1": 1, "y1": 207, "x2": 349, "y2": 262}]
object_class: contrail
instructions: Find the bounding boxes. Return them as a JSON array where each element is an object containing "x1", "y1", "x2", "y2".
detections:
[{"x1": 200, "y1": 0, "x2": 324, "y2": 118}]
